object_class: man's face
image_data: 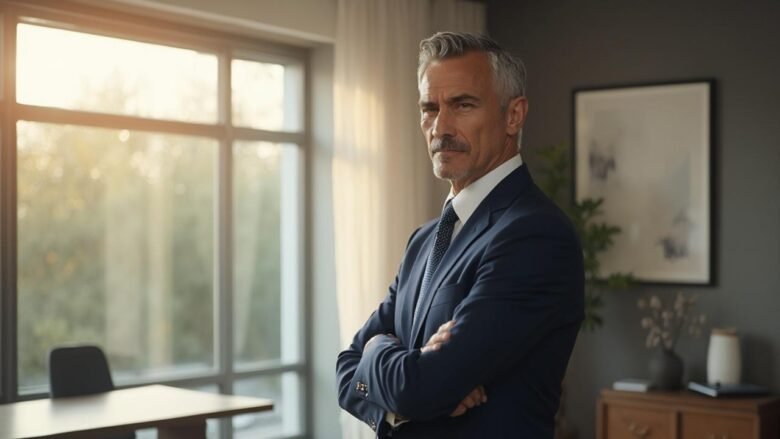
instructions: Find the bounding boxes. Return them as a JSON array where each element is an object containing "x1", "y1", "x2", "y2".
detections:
[{"x1": 419, "y1": 51, "x2": 527, "y2": 193}]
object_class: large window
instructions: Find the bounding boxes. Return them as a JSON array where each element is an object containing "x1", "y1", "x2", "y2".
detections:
[{"x1": 1, "y1": 4, "x2": 305, "y2": 439}]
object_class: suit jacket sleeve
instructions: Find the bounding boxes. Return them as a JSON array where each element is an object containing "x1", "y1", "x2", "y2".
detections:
[
  {"x1": 335, "y1": 228, "x2": 422, "y2": 436},
  {"x1": 335, "y1": 281, "x2": 396, "y2": 435},
  {"x1": 350, "y1": 217, "x2": 584, "y2": 421}
]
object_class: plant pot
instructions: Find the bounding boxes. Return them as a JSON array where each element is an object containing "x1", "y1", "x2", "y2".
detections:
[{"x1": 648, "y1": 348, "x2": 684, "y2": 390}]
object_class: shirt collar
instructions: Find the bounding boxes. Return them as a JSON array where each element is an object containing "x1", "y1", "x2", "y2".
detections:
[{"x1": 446, "y1": 154, "x2": 523, "y2": 226}]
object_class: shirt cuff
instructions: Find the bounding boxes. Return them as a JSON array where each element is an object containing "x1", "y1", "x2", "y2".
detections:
[{"x1": 385, "y1": 411, "x2": 409, "y2": 428}]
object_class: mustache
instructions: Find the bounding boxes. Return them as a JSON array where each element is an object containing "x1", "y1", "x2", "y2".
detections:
[{"x1": 431, "y1": 137, "x2": 469, "y2": 154}]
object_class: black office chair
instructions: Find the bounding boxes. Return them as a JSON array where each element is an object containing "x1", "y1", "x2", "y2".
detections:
[{"x1": 48, "y1": 345, "x2": 136, "y2": 439}]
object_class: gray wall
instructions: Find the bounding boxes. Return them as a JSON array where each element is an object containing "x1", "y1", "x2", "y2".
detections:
[{"x1": 487, "y1": 1, "x2": 780, "y2": 438}]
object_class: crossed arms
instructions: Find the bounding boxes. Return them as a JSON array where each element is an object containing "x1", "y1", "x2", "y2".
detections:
[{"x1": 336, "y1": 228, "x2": 584, "y2": 430}]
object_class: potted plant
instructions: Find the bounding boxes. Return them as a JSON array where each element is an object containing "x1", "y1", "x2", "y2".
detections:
[{"x1": 638, "y1": 292, "x2": 706, "y2": 390}]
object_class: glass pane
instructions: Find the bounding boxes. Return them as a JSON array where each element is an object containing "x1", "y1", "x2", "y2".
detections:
[
  {"x1": 17, "y1": 24, "x2": 217, "y2": 123},
  {"x1": 231, "y1": 59, "x2": 301, "y2": 131},
  {"x1": 17, "y1": 121, "x2": 216, "y2": 393},
  {"x1": 233, "y1": 142, "x2": 301, "y2": 366},
  {"x1": 233, "y1": 373, "x2": 301, "y2": 438}
]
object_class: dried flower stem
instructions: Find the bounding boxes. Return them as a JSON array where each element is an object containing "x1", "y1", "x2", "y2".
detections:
[{"x1": 638, "y1": 292, "x2": 706, "y2": 351}]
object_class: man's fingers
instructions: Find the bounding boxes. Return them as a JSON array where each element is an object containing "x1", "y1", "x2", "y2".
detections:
[
  {"x1": 461, "y1": 393, "x2": 478, "y2": 408},
  {"x1": 423, "y1": 322, "x2": 455, "y2": 350},
  {"x1": 475, "y1": 385, "x2": 487, "y2": 403},
  {"x1": 420, "y1": 343, "x2": 441, "y2": 353},
  {"x1": 438, "y1": 320, "x2": 455, "y2": 331},
  {"x1": 449, "y1": 403, "x2": 467, "y2": 417},
  {"x1": 426, "y1": 331, "x2": 450, "y2": 346},
  {"x1": 449, "y1": 385, "x2": 488, "y2": 417},
  {"x1": 422, "y1": 319, "x2": 457, "y2": 353},
  {"x1": 464, "y1": 387, "x2": 487, "y2": 407},
  {"x1": 464, "y1": 387, "x2": 486, "y2": 408}
]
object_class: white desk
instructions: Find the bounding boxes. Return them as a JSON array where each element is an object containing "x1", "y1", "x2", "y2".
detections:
[{"x1": 0, "y1": 384, "x2": 273, "y2": 438}]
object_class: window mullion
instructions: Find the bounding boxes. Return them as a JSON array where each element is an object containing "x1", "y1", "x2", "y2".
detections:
[
  {"x1": 14, "y1": 104, "x2": 227, "y2": 139},
  {"x1": 231, "y1": 127, "x2": 304, "y2": 145},
  {"x1": 216, "y1": 48, "x2": 235, "y2": 439},
  {"x1": 1, "y1": 11, "x2": 19, "y2": 404}
]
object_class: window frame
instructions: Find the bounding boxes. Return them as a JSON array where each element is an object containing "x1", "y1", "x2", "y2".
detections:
[{"x1": 0, "y1": 2, "x2": 308, "y2": 438}]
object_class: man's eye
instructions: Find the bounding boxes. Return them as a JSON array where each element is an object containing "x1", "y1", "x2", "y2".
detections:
[{"x1": 458, "y1": 103, "x2": 474, "y2": 109}]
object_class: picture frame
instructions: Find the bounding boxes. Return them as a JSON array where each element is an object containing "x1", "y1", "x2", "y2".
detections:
[{"x1": 573, "y1": 80, "x2": 715, "y2": 285}]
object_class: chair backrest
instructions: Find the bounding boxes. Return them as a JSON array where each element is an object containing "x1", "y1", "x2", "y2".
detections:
[
  {"x1": 48, "y1": 345, "x2": 136, "y2": 439},
  {"x1": 48, "y1": 344, "x2": 115, "y2": 398}
]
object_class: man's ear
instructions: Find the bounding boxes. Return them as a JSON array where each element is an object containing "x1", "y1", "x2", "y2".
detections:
[{"x1": 505, "y1": 96, "x2": 528, "y2": 136}]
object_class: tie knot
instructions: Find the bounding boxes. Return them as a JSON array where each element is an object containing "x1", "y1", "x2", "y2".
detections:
[{"x1": 441, "y1": 201, "x2": 459, "y2": 226}]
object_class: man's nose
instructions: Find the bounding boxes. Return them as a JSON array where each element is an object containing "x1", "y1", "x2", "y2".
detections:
[{"x1": 432, "y1": 108, "x2": 455, "y2": 138}]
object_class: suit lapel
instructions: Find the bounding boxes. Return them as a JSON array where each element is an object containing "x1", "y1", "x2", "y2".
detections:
[
  {"x1": 398, "y1": 229, "x2": 435, "y2": 344},
  {"x1": 409, "y1": 165, "x2": 534, "y2": 346},
  {"x1": 410, "y1": 211, "x2": 489, "y2": 346}
]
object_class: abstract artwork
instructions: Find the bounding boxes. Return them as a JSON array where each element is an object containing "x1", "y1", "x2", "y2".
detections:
[{"x1": 573, "y1": 80, "x2": 714, "y2": 284}]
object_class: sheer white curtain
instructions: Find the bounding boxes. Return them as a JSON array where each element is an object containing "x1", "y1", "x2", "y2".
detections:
[{"x1": 333, "y1": 1, "x2": 485, "y2": 437}]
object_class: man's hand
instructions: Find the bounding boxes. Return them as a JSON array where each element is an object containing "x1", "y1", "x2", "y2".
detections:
[
  {"x1": 421, "y1": 320, "x2": 455, "y2": 353},
  {"x1": 421, "y1": 320, "x2": 487, "y2": 416},
  {"x1": 450, "y1": 385, "x2": 487, "y2": 417}
]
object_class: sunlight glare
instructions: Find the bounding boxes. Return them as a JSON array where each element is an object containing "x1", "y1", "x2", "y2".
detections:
[{"x1": 16, "y1": 23, "x2": 217, "y2": 123}]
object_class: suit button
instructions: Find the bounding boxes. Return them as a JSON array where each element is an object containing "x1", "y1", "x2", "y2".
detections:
[
  {"x1": 355, "y1": 381, "x2": 368, "y2": 396},
  {"x1": 369, "y1": 419, "x2": 377, "y2": 431}
]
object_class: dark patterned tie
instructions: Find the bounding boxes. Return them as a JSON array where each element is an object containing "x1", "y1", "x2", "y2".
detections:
[{"x1": 413, "y1": 200, "x2": 459, "y2": 326}]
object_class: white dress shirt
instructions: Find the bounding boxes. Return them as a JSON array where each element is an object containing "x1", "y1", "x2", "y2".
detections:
[{"x1": 448, "y1": 153, "x2": 523, "y2": 240}]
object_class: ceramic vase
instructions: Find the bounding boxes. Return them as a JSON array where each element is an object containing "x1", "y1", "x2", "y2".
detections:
[
  {"x1": 707, "y1": 328, "x2": 741, "y2": 385},
  {"x1": 648, "y1": 348, "x2": 684, "y2": 390}
]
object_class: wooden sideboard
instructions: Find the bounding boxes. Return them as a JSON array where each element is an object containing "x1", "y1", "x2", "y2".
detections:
[{"x1": 597, "y1": 389, "x2": 780, "y2": 439}]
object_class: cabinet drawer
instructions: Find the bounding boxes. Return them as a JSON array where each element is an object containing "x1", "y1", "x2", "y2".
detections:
[
  {"x1": 682, "y1": 412, "x2": 754, "y2": 439},
  {"x1": 606, "y1": 405, "x2": 676, "y2": 439}
]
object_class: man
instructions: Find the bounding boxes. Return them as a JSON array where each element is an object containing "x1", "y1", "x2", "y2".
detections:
[{"x1": 336, "y1": 32, "x2": 584, "y2": 438}]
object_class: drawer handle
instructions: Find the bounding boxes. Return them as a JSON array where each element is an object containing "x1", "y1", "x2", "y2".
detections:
[
  {"x1": 706, "y1": 434, "x2": 731, "y2": 439},
  {"x1": 628, "y1": 422, "x2": 651, "y2": 438}
]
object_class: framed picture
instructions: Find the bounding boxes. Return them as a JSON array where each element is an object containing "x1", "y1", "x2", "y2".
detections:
[{"x1": 573, "y1": 80, "x2": 714, "y2": 285}]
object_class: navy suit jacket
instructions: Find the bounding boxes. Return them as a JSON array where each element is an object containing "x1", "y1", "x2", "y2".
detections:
[{"x1": 336, "y1": 165, "x2": 584, "y2": 438}]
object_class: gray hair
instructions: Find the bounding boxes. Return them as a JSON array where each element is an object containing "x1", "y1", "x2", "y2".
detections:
[
  {"x1": 418, "y1": 32, "x2": 527, "y2": 109},
  {"x1": 418, "y1": 32, "x2": 527, "y2": 148}
]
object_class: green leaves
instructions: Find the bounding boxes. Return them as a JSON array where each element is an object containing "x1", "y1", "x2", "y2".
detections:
[
  {"x1": 582, "y1": 291, "x2": 605, "y2": 332},
  {"x1": 531, "y1": 142, "x2": 633, "y2": 332}
]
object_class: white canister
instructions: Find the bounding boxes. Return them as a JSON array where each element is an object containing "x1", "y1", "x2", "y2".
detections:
[{"x1": 707, "y1": 328, "x2": 741, "y2": 385}]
